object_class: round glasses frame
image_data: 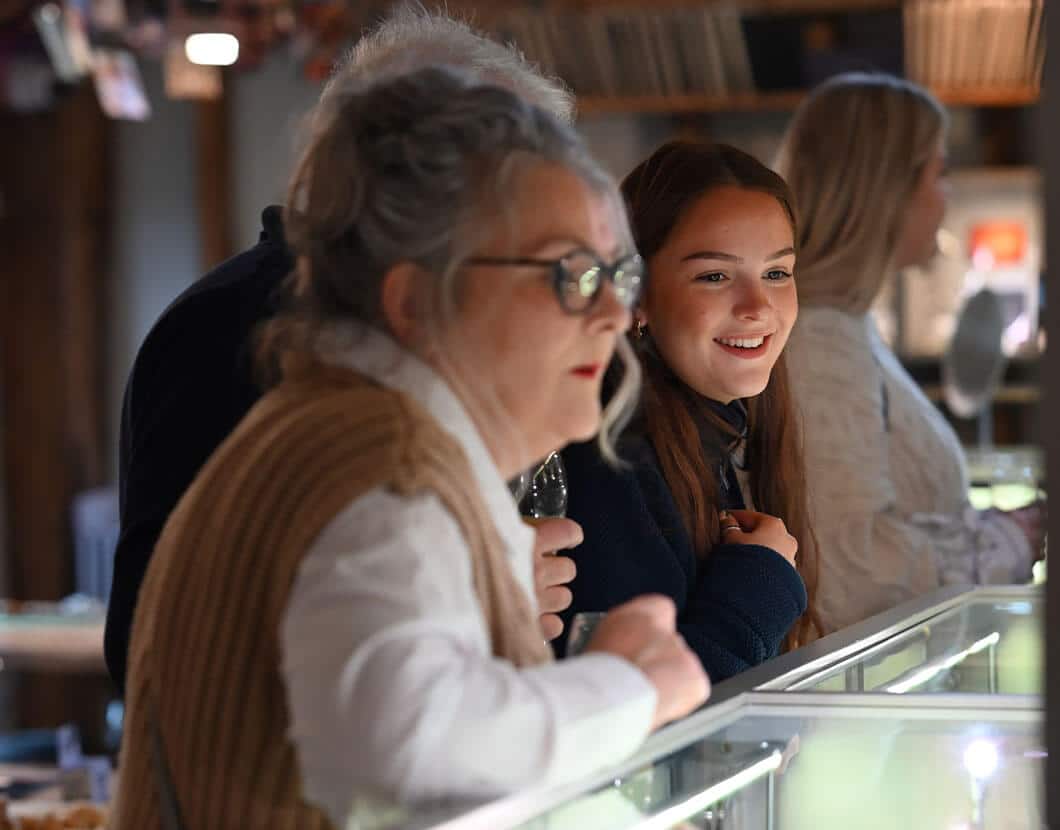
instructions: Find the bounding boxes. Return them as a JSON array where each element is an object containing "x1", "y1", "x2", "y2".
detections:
[{"x1": 465, "y1": 249, "x2": 646, "y2": 314}]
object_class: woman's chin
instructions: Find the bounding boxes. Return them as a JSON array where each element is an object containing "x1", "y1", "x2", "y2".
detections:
[
  {"x1": 557, "y1": 409, "x2": 602, "y2": 448},
  {"x1": 718, "y1": 376, "x2": 770, "y2": 403}
]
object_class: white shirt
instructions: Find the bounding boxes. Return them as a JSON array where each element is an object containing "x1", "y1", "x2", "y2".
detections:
[
  {"x1": 279, "y1": 327, "x2": 656, "y2": 828},
  {"x1": 787, "y1": 307, "x2": 1034, "y2": 633}
]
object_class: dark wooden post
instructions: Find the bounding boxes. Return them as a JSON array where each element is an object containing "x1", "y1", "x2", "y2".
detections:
[
  {"x1": 0, "y1": 81, "x2": 111, "y2": 732},
  {"x1": 195, "y1": 80, "x2": 234, "y2": 270}
]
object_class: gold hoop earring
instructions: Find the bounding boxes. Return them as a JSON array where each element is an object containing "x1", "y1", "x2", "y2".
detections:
[{"x1": 634, "y1": 319, "x2": 647, "y2": 339}]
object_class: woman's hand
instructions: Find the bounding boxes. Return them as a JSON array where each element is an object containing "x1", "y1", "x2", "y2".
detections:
[
  {"x1": 585, "y1": 595, "x2": 710, "y2": 729},
  {"x1": 720, "y1": 509, "x2": 798, "y2": 566},
  {"x1": 528, "y1": 517, "x2": 582, "y2": 640}
]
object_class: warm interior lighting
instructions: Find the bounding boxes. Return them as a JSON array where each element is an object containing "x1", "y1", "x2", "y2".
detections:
[{"x1": 184, "y1": 33, "x2": 239, "y2": 67}]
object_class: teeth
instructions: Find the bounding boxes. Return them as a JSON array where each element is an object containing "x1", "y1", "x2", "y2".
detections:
[{"x1": 718, "y1": 336, "x2": 765, "y2": 349}]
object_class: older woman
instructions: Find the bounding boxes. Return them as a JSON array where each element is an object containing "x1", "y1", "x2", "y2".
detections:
[
  {"x1": 778, "y1": 73, "x2": 1044, "y2": 632},
  {"x1": 111, "y1": 67, "x2": 707, "y2": 829}
]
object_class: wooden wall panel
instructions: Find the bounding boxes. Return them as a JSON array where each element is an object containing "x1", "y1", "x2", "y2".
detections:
[{"x1": 0, "y1": 83, "x2": 111, "y2": 734}]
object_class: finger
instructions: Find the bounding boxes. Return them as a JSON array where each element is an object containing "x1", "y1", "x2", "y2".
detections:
[
  {"x1": 535, "y1": 554, "x2": 577, "y2": 589},
  {"x1": 717, "y1": 509, "x2": 741, "y2": 532},
  {"x1": 540, "y1": 613, "x2": 564, "y2": 641},
  {"x1": 530, "y1": 517, "x2": 584, "y2": 556},
  {"x1": 718, "y1": 527, "x2": 752, "y2": 546},
  {"x1": 633, "y1": 631, "x2": 685, "y2": 665},
  {"x1": 726, "y1": 509, "x2": 763, "y2": 531},
  {"x1": 618, "y1": 594, "x2": 677, "y2": 630},
  {"x1": 538, "y1": 585, "x2": 574, "y2": 614}
]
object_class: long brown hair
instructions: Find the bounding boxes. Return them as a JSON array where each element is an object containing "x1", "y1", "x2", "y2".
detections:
[{"x1": 622, "y1": 141, "x2": 822, "y2": 647}]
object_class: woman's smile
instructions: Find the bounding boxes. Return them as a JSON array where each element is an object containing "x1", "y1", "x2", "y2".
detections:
[{"x1": 713, "y1": 332, "x2": 774, "y2": 358}]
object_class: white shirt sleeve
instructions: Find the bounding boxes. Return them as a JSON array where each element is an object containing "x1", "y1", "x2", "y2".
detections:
[
  {"x1": 911, "y1": 506, "x2": 1034, "y2": 587},
  {"x1": 280, "y1": 488, "x2": 656, "y2": 825}
]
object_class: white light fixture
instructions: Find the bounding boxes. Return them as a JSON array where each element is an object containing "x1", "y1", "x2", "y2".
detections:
[
  {"x1": 184, "y1": 32, "x2": 239, "y2": 66},
  {"x1": 963, "y1": 739, "x2": 1000, "y2": 781}
]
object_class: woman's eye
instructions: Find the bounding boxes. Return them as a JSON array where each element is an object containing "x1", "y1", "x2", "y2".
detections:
[
  {"x1": 765, "y1": 269, "x2": 792, "y2": 282},
  {"x1": 695, "y1": 272, "x2": 726, "y2": 283}
]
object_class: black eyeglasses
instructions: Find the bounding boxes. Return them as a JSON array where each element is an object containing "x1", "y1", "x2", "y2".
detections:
[{"x1": 465, "y1": 249, "x2": 646, "y2": 314}]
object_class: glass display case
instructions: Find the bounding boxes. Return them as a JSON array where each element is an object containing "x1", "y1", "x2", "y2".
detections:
[
  {"x1": 763, "y1": 591, "x2": 1041, "y2": 696},
  {"x1": 518, "y1": 696, "x2": 1041, "y2": 830},
  {"x1": 717, "y1": 585, "x2": 1042, "y2": 701},
  {"x1": 965, "y1": 446, "x2": 1043, "y2": 511},
  {"x1": 406, "y1": 586, "x2": 1043, "y2": 830}
]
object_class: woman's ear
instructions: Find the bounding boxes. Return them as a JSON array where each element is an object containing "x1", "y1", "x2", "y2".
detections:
[{"x1": 380, "y1": 262, "x2": 430, "y2": 347}]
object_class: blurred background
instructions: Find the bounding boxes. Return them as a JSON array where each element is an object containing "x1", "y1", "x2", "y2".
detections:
[{"x1": 0, "y1": 0, "x2": 1047, "y2": 755}]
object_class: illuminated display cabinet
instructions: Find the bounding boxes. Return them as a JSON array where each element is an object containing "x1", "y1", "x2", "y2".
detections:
[{"x1": 404, "y1": 585, "x2": 1042, "y2": 830}]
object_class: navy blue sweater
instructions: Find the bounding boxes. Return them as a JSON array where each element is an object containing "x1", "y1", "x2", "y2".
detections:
[
  {"x1": 105, "y1": 207, "x2": 291, "y2": 693},
  {"x1": 558, "y1": 432, "x2": 807, "y2": 683}
]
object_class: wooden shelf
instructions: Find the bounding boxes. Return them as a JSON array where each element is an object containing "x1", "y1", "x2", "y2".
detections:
[
  {"x1": 549, "y1": 0, "x2": 901, "y2": 10},
  {"x1": 576, "y1": 86, "x2": 1039, "y2": 116},
  {"x1": 931, "y1": 87, "x2": 1040, "y2": 108}
]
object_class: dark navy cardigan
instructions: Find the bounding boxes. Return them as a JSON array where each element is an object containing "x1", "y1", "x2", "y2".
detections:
[
  {"x1": 557, "y1": 421, "x2": 808, "y2": 683},
  {"x1": 106, "y1": 206, "x2": 291, "y2": 693}
]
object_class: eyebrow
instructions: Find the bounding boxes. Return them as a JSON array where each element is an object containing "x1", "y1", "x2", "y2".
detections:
[
  {"x1": 531, "y1": 237, "x2": 623, "y2": 260},
  {"x1": 680, "y1": 247, "x2": 796, "y2": 264}
]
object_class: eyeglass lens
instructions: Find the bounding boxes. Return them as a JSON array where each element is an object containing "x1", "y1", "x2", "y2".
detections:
[{"x1": 558, "y1": 252, "x2": 642, "y2": 312}]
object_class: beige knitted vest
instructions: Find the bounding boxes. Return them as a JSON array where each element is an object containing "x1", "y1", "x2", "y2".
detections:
[{"x1": 110, "y1": 367, "x2": 551, "y2": 830}]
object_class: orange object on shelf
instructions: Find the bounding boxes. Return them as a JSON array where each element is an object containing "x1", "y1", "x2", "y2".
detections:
[{"x1": 968, "y1": 220, "x2": 1028, "y2": 266}]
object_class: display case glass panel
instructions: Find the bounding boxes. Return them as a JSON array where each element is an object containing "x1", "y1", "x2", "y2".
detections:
[
  {"x1": 791, "y1": 595, "x2": 1042, "y2": 695},
  {"x1": 514, "y1": 698, "x2": 1042, "y2": 830}
]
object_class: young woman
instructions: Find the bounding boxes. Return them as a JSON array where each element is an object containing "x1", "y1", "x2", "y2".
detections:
[
  {"x1": 777, "y1": 73, "x2": 1044, "y2": 633},
  {"x1": 110, "y1": 67, "x2": 708, "y2": 829},
  {"x1": 560, "y1": 141, "x2": 821, "y2": 682}
]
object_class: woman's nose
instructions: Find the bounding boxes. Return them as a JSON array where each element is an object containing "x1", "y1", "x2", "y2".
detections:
[
  {"x1": 732, "y1": 279, "x2": 770, "y2": 320},
  {"x1": 590, "y1": 281, "x2": 633, "y2": 332}
]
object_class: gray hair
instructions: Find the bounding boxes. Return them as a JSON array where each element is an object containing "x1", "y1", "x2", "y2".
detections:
[
  {"x1": 775, "y1": 73, "x2": 948, "y2": 312},
  {"x1": 275, "y1": 65, "x2": 637, "y2": 463},
  {"x1": 321, "y1": 5, "x2": 574, "y2": 124}
]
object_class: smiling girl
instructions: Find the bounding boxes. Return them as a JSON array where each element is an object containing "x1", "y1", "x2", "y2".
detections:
[{"x1": 560, "y1": 141, "x2": 821, "y2": 680}]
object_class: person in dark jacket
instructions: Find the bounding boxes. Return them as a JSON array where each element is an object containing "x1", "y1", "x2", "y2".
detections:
[
  {"x1": 104, "y1": 9, "x2": 582, "y2": 693},
  {"x1": 558, "y1": 142, "x2": 824, "y2": 681}
]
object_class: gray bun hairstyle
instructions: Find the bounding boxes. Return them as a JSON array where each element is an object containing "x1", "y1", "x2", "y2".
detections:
[{"x1": 268, "y1": 64, "x2": 640, "y2": 464}]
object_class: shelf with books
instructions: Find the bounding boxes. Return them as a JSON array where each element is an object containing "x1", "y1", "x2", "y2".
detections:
[{"x1": 576, "y1": 85, "x2": 1038, "y2": 116}]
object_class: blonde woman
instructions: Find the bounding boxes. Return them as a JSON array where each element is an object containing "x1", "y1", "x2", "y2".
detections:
[
  {"x1": 111, "y1": 67, "x2": 708, "y2": 829},
  {"x1": 778, "y1": 73, "x2": 1044, "y2": 632}
]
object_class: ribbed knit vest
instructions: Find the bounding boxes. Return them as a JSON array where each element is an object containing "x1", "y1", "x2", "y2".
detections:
[{"x1": 110, "y1": 366, "x2": 552, "y2": 830}]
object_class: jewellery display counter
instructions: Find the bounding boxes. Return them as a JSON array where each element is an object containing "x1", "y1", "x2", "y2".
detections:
[{"x1": 406, "y1": 585, "x2": 1042, "y2": 830}]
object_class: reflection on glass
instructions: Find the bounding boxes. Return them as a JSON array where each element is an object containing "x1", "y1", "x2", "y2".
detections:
[
  {"x1": 798, "y1": 598, "x2": 1042, "y2": 696},
  {"x1": 965, "y1": 447, "x2": 1042, "y2": 511},
  {"x1": 516, "y1": 705, "x2": 1043, "y2": 829}
]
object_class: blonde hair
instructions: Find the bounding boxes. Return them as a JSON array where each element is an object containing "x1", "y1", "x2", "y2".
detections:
[{"x1": 775, "y1": 73, "x2": 947, "y2": 312}]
